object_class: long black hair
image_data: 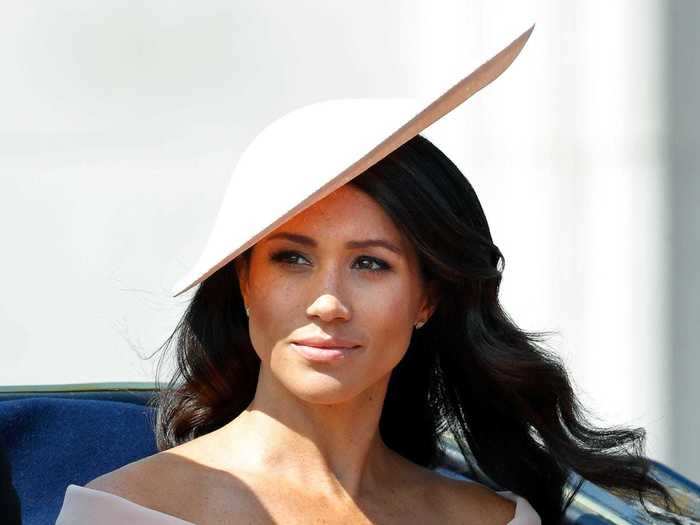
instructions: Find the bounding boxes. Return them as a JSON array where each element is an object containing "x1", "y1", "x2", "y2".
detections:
[{"x1": 151, "y1": 134, "x2": 688, "y2": 524}]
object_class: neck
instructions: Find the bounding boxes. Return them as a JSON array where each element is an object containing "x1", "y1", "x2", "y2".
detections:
[{"x1": 217, "y1": 365, "x2": 397, "y2": 500}]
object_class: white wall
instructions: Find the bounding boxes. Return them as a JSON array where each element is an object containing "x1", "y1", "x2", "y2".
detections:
[
  {"x1": 667, "y1": 0, "x2": 700, "y2": 486},
  {"x1": 1, "y1": 1, "x2": 696, "y2": 480}
]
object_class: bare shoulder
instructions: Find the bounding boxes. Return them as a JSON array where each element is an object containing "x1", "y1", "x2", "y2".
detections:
[
  {"x1": 425, "y1": 472, "x2": 517, "y2": 525},
  {"x1": 84, "y1": 446, "x2": 200, "y2": 512},
  {"x1": 383, "y1": 448, "x2": 516, "y2": 524}
]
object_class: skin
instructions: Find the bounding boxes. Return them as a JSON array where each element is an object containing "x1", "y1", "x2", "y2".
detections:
[{"x1": 86, "y1": 184, "x2": 516, "y2": 524}]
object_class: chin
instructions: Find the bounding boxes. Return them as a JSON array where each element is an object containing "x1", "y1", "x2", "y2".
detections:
[{"x1": 282, "y1": 375, "x2": 370, "y2": 405}]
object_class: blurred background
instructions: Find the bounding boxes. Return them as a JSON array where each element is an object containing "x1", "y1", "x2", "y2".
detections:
[{"x1": 0, "y1": 1, "x2": 697, "y2": 482}]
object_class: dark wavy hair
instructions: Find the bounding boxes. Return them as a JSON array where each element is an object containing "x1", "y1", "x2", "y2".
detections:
[{"x1": 151, "y1": 134, "x2": 688, "y2": 524}]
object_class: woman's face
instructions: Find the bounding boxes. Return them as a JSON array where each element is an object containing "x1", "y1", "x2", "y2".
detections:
[{"x1": 235, "y1": 184, "x2": 437, "y2": 405}]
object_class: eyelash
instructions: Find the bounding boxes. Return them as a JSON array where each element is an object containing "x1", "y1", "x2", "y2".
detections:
[{"x1": 269, "y1": 250, "x2": 392, "y2": 273}]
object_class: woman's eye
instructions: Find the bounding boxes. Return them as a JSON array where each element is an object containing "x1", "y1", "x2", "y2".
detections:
[
  {"x1": 354, "y1": 256, "x2": 391, "y2": 272},
  {"x1": 269, "y1": 251, "x2": 390, "y2": 272},
  {"x1": 270, "y1": 250, "x2": 309, "y2": 266}
]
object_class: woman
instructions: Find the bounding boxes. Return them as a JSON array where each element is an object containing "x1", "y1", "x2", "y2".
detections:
[{"x1": 56, "y1": 29, "x2": 688, "y2": 525}]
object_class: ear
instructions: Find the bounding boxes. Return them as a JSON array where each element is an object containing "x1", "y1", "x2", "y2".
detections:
[
  {"x1": 417, "y1": 280, "x2": 440, "y2": 323},
  {"x1": 233, "y1": 256, "x2": 249, "y2": 305}
]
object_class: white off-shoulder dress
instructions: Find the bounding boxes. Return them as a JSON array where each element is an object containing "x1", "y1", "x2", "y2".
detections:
[{"x1": 56, "y1": 483, "x2": 541, "y2": 524}]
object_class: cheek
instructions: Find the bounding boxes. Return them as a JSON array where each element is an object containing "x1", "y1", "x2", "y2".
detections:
[
  {"x1": 246, "y1": 273, "x2": 303, "y2": 361},
  {"x1": 355, "y1": 279, "x2": 418, "y2": 360},
  {"x1": 361, "y1": 276, "x2": 419, "y2": 325}
]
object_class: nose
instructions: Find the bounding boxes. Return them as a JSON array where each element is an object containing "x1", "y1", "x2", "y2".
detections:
[
  {"x1": 305, "y1": 266, "x2": 352, "y2": 323},
  {"x1": 306, "y1": 293, "x2": 351, "y2": 323}
]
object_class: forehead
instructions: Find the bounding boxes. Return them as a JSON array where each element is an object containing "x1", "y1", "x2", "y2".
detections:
[{"x1": 268, "y1": 184, "x2": 401, "y2": 241}]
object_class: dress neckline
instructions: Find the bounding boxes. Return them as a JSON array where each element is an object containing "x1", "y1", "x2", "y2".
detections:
[
  {"x1": 67, "y1": 482, "x2": 539, "y2": 524},
  {"x1": 67, "y1": 485, "x2": 195, "y2": 524}
]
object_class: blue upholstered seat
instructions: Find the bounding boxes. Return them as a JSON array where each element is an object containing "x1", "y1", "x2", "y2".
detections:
[{"x1": 0, "y1": 391, "x2": 157, "y2": 525}]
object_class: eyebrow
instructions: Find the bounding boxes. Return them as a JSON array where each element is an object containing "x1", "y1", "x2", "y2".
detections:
[{"x1": 265, "y1": 232, "x2": 404, "y2": 256}]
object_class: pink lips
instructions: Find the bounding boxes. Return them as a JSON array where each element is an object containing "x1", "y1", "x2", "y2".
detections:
[{"x1": 291, "y1": 337, "x2": 361, "y2": 362}]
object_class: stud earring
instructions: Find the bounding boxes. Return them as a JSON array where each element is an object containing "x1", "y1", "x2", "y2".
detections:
[
  {"x1": 245, "y1": 305, "x2": 250, "y2": 317},
  {"x1": 415, "y1": 320, "x2": 425, "y2": 329}
]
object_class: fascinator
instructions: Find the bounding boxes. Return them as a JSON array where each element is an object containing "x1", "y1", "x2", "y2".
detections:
[{"x1": 172, "y1": 25, "x2": 534, "y2": 298}]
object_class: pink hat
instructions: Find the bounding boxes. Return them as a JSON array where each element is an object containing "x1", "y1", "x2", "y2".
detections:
[{"x1": 172, "y1": 25, "x2": 534, "y2": 298}]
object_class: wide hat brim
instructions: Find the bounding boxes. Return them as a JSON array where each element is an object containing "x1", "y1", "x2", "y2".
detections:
[{"x1": 171, "y1": 25, "x2": 534, "y2": 298}]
